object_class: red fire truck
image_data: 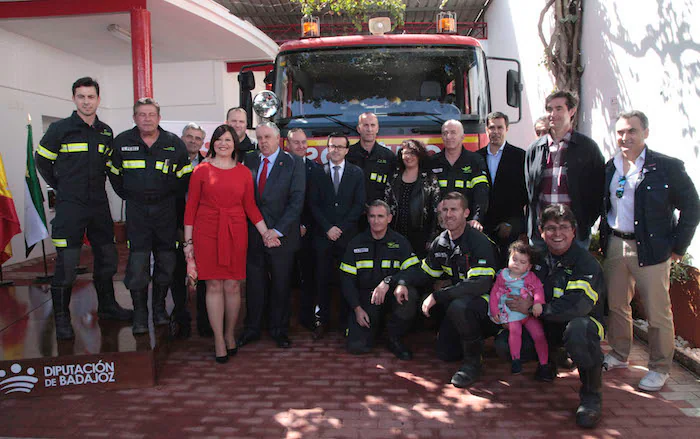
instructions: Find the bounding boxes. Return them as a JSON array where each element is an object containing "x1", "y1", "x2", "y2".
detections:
[{"x1": 239, "y1": 28, "x2": 521, "y2": 161}]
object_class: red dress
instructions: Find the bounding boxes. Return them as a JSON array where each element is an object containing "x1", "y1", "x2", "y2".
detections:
[{"x1": 184, "y1": 163, "x2": 263, "y2": 280}]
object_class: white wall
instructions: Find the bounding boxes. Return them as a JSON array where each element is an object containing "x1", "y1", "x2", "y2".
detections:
[
  {"x1": 0, "y1": 27, "x2": 254, "y2": 265},
  {"x1": 486, "y1": 0, "x2": 700, "y2": 260}
]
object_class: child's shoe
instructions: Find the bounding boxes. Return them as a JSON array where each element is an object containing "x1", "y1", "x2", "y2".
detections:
[{"x1": 511, "y1": 359, "x2": 522, "y2": 375}]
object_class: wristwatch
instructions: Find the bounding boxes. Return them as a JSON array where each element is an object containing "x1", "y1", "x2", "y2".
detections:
[{"x1": 383, "y1": 276, "x2": 392, "y2": 285}]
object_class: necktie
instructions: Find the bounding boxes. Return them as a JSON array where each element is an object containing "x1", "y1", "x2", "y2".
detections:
[
  {"x1": 333, "y1": 165, "x2": 340, "y2": 194},
  {"x1": 259, "y1": 158, "x2": 269, "y2": 194}
]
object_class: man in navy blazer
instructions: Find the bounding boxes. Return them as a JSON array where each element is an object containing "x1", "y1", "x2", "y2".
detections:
[
  {"x1": 286, "y1": 128, "x2": 322, "y2": 331},
  {"x1": 477, "y1": 112, "x2": 528, "y2": 263},
  {"x1": 309, "y1": 133, "x2": 366, "y2": 339},
  {"x1": 238, "y1": 122, "x2": 306, "y2": 349}
]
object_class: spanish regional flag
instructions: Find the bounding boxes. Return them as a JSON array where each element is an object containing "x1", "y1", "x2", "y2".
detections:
[{"x1": 0, "y1": 152, "x2": 22, "y2": 264}]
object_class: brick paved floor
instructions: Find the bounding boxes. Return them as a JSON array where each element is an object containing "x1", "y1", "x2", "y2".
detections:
[{"x1": 2, "y1": 247, "x2": 700, "y2": 438}]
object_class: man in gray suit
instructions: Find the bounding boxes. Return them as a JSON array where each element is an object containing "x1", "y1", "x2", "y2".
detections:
[{"x1": 238, "y1": 122, "x2": 306, "y2": 348}]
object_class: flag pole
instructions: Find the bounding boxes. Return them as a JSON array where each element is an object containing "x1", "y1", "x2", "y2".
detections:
[{"x1": 34, "y1": 239, "x2": 53, "y2": 284}]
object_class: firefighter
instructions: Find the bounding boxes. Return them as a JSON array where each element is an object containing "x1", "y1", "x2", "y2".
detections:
[
  {"x1": 36, "y1": 77, "x2": 132, "y2": 340},
  {"x1": 108, "y1": 98, "x2": 192, "y2": 334},
  {"x1": 428, "y1": 119, "x2": 490, "y2": 231},
  {"x1": 394, "y1": 191, "x2": 498, "y2": 385},
  {"x1": 339, "y1": 200, "x2": 420, "y2": 359}
]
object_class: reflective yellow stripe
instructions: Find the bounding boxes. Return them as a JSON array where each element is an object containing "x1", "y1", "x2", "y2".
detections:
[
  {"x1": 481, "y1": 294, "x2": 489, "y2": 302},
  {"x1": 52, "y1": 238, "x2": 67, "y2": 248},
  {"x1": 400, "y1": 256, "x2": 419, "y2": 270},
  {"x1": 339, "y1": 262, "x2": 357, "y2": 275},
  {"x1": 381, "y1": 260, "x2": 392, "y2": 269},
  {"x1": 381, "y1": 174, "x2": 387, "y2": 183},
  {"x1": 176, "y1": 164, "x2": 193, "y2": 178},
  {"x1": 566, "y1": 279, "x2": 599, "y2": 304},
  {"x1": 37, "y1": 145, "x2": 58, "y2": 161},
  {"x1": 467, "y1": 267, "x2": 496, "y2": 278},
  {"x1": 467, "y1": 175, "x2": 489, "y2": 188},
  {"x1": 454, "y1": 180, "x2": 465, "y2": 188},
  {"x1": 123, "y1": 160, "x2": 146, "y2": 169},
  {"x1": 106, "y1": 161, "x2": 121, "y2": 175},
  {"x1": 441, "y1": 265, "x2": 453, "y2": 276},
  {"x1": 421, "y1": 259, "x2": 443, "y2": 278},
  {"x1": 98, "y1": 144, "x2": 106, "y2": 154},
  {"x1": 438, "y1": 179, "x2": 448, "y2": 188},
  {"x1": 155, "y1": 161, "x2": 165, "y2": 170},
  {"x1": 393, "y1": 260, "x2": 400, "y2": 268},
  {"x1": 127, "y1": 240, "x2": 131, "y2": 249},
  {"x1": 590, "y1": 316, "x2": 604, "y2": 340},
  {"x1": 553, "y1": 287, "x2": 564, "y2": 298},
  {"x1": 370, "y1": 172, "x2": 378, "y2": 181},
  {"x1": 356, "y1": 260, "x2": 373, "y2": 269},
  {"x1": 59, "y1": 143, "x2": 88, "y2": 153}
]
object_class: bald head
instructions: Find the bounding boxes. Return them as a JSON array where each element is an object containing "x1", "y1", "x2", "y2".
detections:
[{"x1": 441, "y1": 119, "x2": 464, "y2": 152}]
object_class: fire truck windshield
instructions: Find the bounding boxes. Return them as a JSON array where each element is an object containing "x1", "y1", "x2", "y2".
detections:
[{"x1": 275, "y1": 45, "x2": 489, "y2": 130}]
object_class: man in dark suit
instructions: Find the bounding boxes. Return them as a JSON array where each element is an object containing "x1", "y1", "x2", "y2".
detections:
[
  {"x1": 286, "y1": 128, "x2": 322, "y2": 331},
  {"x1": 477, "y1": 112, "x2": 528, "y2": 263},
  {"x1": 238, "y1": 122, "x2": 306, "y2": 348},
  {"x1": 309, "y1": 133, "x2": 366, "y2": 339}
]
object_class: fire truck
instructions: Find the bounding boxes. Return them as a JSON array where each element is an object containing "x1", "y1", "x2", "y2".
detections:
[{"x1": 238, "y1": 19, "x2": 521, "y2": 162}]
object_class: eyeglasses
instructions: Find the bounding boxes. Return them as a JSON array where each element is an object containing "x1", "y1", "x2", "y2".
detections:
[
  {"x1": 328, "y1": 144, "x2": 348, "y2": 149},
  {"x1": 615, "y1": 176, "x2": 627, "y2": 199},
  {"x1": 543, "y1": 224, "x2": 573, "y2": 234}
]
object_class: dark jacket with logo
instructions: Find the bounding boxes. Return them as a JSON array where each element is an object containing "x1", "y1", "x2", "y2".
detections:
[
  {"x1": 347, "y1": 141, "x2": 397, "y2": 203},
  {"x1": 535, "y1": 242, "x2": 606, "y2": 329},
  {"x1": 601, "y1": 148, "x2": 700, "y2": 266},
  {"x1": 36, "y1": 111, "x2": 113, "y2": 204},
  {"x1": 339, "y1": 229, "x2": 420, "y2": 310},
  {"x1": 428, "y1": 149, "x2": 489, "y2": 223},
  {"x1": 396, "y1": 227, "x2": 498, "y2": 304},
  {"x1": 108, "y1": 126, "x2": 191, "y2": 203}
]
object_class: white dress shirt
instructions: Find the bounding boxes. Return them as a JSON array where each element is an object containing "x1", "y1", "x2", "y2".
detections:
[
  {"x1": 486, "y1": 142, "x2": 506, "y2": 184},
  {"x1": 607, "y1": 148, "x2": 647, "y2": 233}
]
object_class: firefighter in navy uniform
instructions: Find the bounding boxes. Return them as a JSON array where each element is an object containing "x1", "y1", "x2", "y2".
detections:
[
  {"x1": 108, "y1": 98, "x2": 193, "y2": 334},
  {"x1": 347, "y1": 112, "x2": 397, "y2": 204},
  {"x1": 428, "y1": 120, "x2": 489, "y2": 229},
  {"x1": 36, "y1": 77, "x2": 132, "y2": 340},
  {"x1": 394, "y1": 192, "x2": 498, "y2": 387},
  {"x1": 500, "y1": 204, "x2": 606, "y2": 428},
  {"x1": 339, "y1": 200, "x2": 420, "y2": 359}
]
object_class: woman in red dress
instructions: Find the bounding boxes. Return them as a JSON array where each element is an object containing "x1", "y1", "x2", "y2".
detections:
[{"x1": 183, "y1": 125, "x2": 278, "y2": 363}]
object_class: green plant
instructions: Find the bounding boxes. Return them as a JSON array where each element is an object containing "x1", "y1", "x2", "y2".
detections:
[
  {"x1": 290, "y1": 0, "x2": 406, "y2": 30},
  {"x1": 671, "y1": 253, "x2": 694, "y2": 284}
]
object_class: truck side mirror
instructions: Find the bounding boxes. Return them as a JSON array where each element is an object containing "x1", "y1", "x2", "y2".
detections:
[
  {"x1": 238, "y1": 71, "x2": 256, "y2": 128},
  {"x1": 506, "y1": 69, "x2": 521, "y2": 108}
]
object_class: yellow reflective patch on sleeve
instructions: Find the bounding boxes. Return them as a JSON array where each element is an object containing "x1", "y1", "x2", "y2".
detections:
[
  {"x1": 590, "y1": 316, "x2": 604, "y2": 340},
  {"x1": 339, "y1": 262, "x2": 357, "y2": 275},
  {"x1": 52, "y1": 238, "x2": 67, "y2": 248},
  {"x1": 37, "y1": 145, "x2": 58, "y2": 161},
  {"x1": 400, "y1": 256, "x2": 419, "y2": 270},
  {"x1": 553, "y1": 287, "x2": 564, "y2": 298},
  {"x1": 177, "y1": 164, "x2": 194, "y2": 178},
  {"x1": 421, "y1": 259, "x2": 443, "y2": 278},
  {"x1": 467, "y1": 267, "x2": 496, "y2": 278},
  {"x1": 566, "y1": 279, "x2": 599, "y2": 304}
]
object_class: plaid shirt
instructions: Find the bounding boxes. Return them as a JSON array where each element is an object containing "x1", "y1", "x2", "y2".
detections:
[{"x1": 538, "y1": 131, "x2": 572, "y2": 215}]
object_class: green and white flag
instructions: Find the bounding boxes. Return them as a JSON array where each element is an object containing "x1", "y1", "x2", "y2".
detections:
[{"x1": 24, "y1": 122, "x2": 48, "y2": 256}]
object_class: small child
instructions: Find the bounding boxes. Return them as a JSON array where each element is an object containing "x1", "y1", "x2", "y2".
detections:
[{"x1": 489, "y1": 241, "x2": 548, "y2": 375}]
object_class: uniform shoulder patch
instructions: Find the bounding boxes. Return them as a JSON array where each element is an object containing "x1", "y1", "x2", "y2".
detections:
[
  {"x1": 477, "y1": 259, "x2": 487, "y2": 264},
  {"x1": 354, "y1": 247, "x2": 369, "y2": 254},
  {"x1": 387, "y1": 242, "x2": 400, "y2": 249},
  {"x1": 461, "y1": 166, "x2": 472, "y2": 173},
  {"x1": 163, "y1": 146, "x2": 176, "y2": 151}
]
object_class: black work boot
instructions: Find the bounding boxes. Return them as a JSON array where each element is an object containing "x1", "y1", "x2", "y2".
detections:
[
  {"x1": 576, "y1": 366, "x2": 603, "y2": 428},
  {"x1": 130, "y1": 290, "x2": 149, "y2": 335},
  {"x1": 451, "y1": 340, "x2": 482, "y2": 388},
  {"x1": 387, "y1": 336, "x2": 413, "y2": 361},
  {"x1": 51, "y1": 286, "x2": 74, "y2": 340},
  {"x1": 151, "y1": 284, "x2": 170, "y2": 326},
  {"x1": 95, "y1": 280, "x2": 133, "y2": 321}
]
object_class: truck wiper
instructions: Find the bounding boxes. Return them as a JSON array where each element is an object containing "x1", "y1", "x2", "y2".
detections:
[
  {"x1": 279, "y1": 114, "x2": 356, "y2": 133},
  {"x1": 385, "y1": 111, "x2": 445, "y2": 125}
]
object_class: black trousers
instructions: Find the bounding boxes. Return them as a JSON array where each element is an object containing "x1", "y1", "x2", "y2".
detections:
[
  {"x1": 435, "y1": 294, "x2": 501, "y2": 361},
  {"x1": 51, "y1": 201, "x2": 117, "y2": 288},
  {"x1": 296, "y1": 231, "x2": 317, "y2": 328},
  {"x1": 124, "y1": 198, "x2": 177, "y2": 291},
  {"x1": 244, "y1": 229, "x2": 295, "y2": 338},
  {"x1": 312, "y1": 236, "x2": 349, "y2": 327},
  {"x1": 346, "y1": 286, "x2": 417, "y2": 352}
]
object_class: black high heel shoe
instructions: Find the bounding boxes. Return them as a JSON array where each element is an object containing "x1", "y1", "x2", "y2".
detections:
[
  {"x1": 215, "y1": 353, "x2": 229, "y2": 364},
  {"x1": 227, "y1": 346, "x2": 238, "y2": 357}
]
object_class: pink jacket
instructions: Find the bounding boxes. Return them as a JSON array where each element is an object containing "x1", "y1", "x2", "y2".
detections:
[{"x1": 489, "y1": 270, "x2": 545, "y2": 319}]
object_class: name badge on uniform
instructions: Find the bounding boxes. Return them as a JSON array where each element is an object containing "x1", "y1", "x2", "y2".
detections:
[
  {"x1": 432, "y1": 168, "x2": 443, "y2": 173},
  {"x1": 121, "y1": 146, "x2": 140, "y2": 151},
  {"x1": 354, "y1": 248, "x2": 369, "y2": 254}
]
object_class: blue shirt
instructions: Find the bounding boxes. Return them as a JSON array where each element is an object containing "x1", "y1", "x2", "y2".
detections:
[
  {"x1": 486, "y1": 142, "x2": 505, "y2": 184},
  {"x1": 257, "y1": 147, "x2": 280, "y2": 185}
]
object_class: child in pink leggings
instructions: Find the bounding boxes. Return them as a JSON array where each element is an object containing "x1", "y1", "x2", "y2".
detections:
[{"x1": 489, "y1": 241, "x2": 548, "y2": 375}]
